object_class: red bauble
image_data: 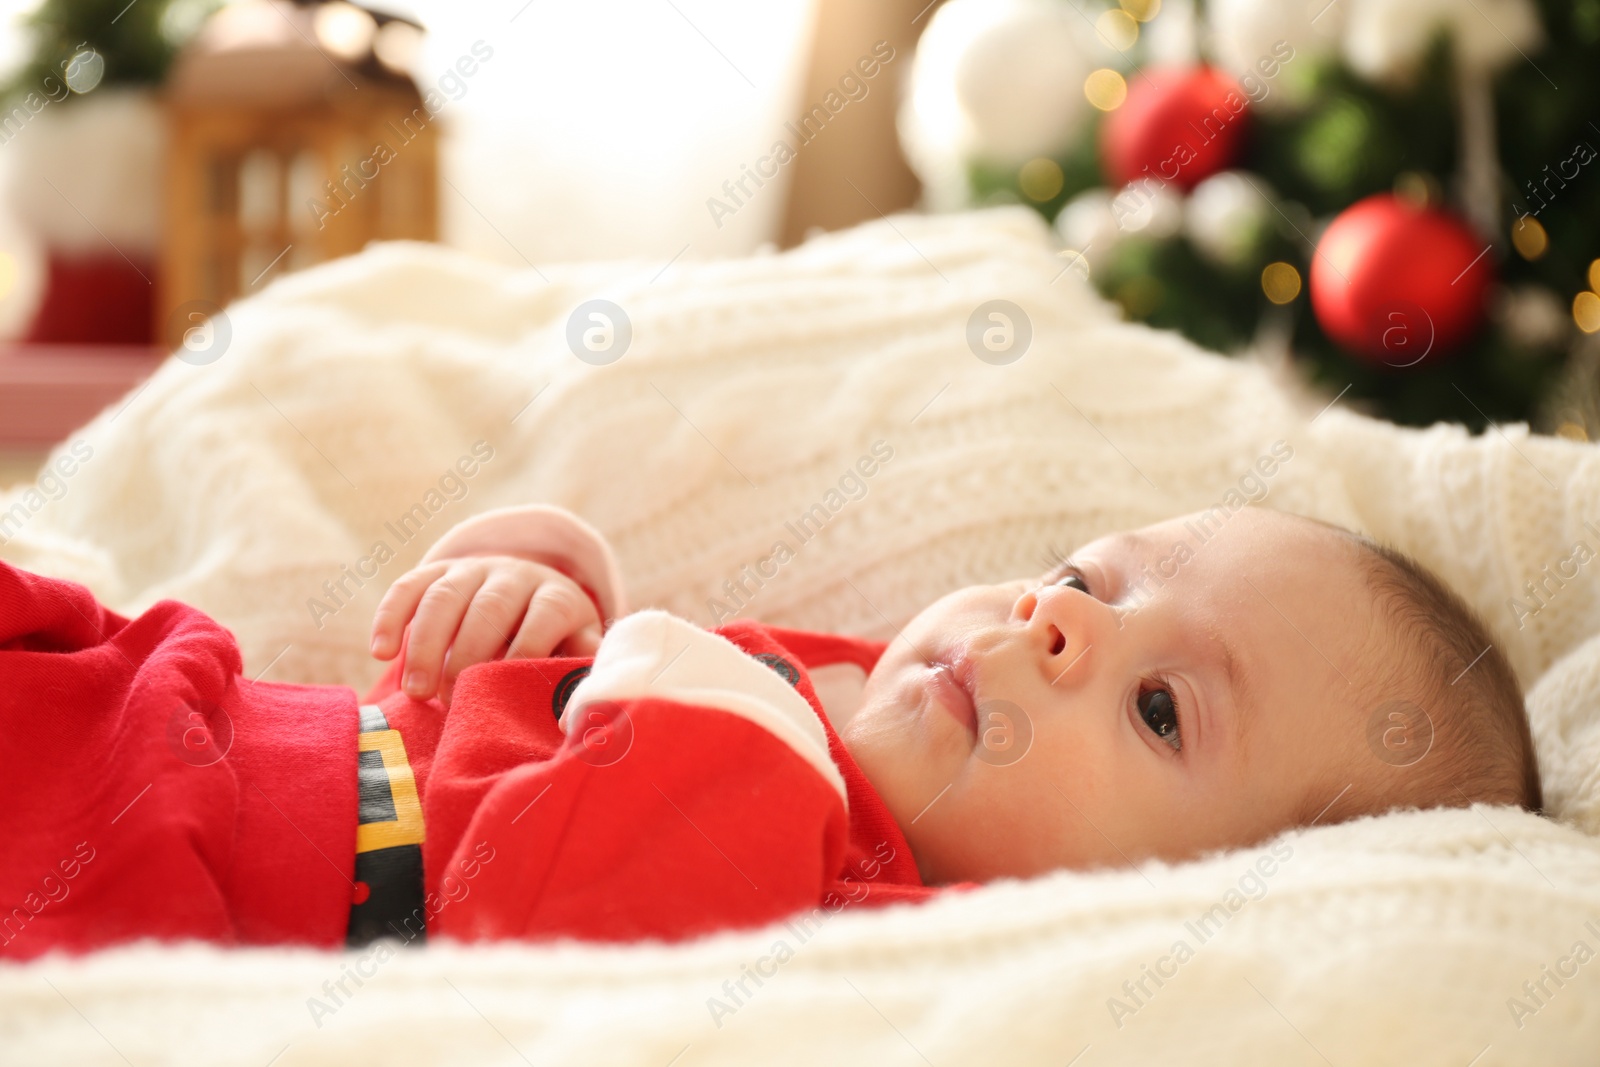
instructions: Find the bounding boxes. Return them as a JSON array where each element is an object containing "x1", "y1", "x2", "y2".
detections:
[
  {"x1": 1309, "y1": 194, "x2": 1492, "y2": 367},
  {"x1": 1100, "y1": 67, "x2": 1250, "y2": 191}
]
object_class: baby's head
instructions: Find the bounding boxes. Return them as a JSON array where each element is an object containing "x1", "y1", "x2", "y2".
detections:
[{"x1": 841, "y1": 506, "x2": 1540, "y2": 884}]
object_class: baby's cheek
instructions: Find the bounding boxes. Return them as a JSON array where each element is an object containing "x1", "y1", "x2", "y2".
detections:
[
  {"x1": 901, "y1": 777, "x2": 1040, "y2": 883},
  {"x1": 903, "y1": 586, "x2": 984, "y2": 636},
  {"x1": 842, "y1": 699, "x2": 948, "y2": 826}
]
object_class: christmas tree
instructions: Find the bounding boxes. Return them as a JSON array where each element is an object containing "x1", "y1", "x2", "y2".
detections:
[
  {"x1": 902, "y1": 0, "x2": 1600, "y2": 433},
  {"x1": 1, "y1": 0, "x2": 216, "y2": 102}
]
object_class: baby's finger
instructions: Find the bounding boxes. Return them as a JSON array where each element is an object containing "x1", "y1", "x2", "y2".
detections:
[
  {"x1": 439, "y1": 574, "x2": 531, "y2": 694},
  {"x1": 370, "y1": 561, "x2": 451, "y2": 659},
  {"x1": 402, "y1": 569, "x2": 488, "y2": 698},
  {"x1": 557, "y1": 624, "x2": 603, "y2": 658},
  {"x1": 506, "y1": 580, "x2": 597, "y2": 660}
]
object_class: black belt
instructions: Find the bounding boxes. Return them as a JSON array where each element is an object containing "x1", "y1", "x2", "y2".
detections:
[{"x1": 347, "y1": 704, "x2": 426, "y2": 946}]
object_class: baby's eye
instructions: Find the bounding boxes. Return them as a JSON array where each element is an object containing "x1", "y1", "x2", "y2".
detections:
[
  {"x1": 1137, "y1": 686, "x2": 1182, "y2": 752},
  {"x1": 1050, "y1": 569, "x2": 1091, "y2": 595}
]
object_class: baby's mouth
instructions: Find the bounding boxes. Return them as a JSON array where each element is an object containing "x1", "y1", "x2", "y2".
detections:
[{"x1": 925, "y1": 652, "x2": 978, "y2": 738}]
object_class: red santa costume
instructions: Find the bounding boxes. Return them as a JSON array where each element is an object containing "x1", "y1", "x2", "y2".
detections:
[{"x1": 0, "y1": 506, "x2": 937, "y2": 961}]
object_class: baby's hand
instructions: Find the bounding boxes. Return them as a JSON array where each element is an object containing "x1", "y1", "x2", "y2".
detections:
[{"x1": 370, "y1": 555, "x2": 603, "y2": 704}]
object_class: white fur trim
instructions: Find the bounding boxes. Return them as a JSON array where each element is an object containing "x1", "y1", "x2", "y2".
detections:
[{"x1": 562, "y1": 609, "x2": 847, "y2": 808}]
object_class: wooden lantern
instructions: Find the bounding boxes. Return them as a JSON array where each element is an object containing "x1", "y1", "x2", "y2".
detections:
[{"x1": 160, "y1": 0, "x2": 438, "y2": 348}]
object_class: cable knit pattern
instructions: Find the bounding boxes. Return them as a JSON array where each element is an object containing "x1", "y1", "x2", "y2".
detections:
[
  {"x1": 1305, "y1": 410, "x2": 1600, "y2": 684},
  {"x1": 2, "y1": 208, "x2": 1598, "y2": 1063}
]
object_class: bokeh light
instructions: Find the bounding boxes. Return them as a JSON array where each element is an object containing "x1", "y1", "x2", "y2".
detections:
[
  {"x1": 1019, "y1": 157, "x2": 1065, "y2": 201},
  {"x1": 1261, "y1": 261, "x2": 1302, "y2": 304},
  {"x1": 1392, "y1": 170, "x2": 1440, "y2": 208},
  {"x1": 1511, "y1": 215, "x2": 1548, "y2": 260},
  {"x1": 1084, "y1": 68, "x2": 1128, "y2": 111},
  {"x1": 1056, "y1": 248, "x2": 1091, "y2": 282},
  {"x1": 373, "y1": 20, "x2": 424, "y2": 74},
  {"x1": 1574, "y1": 291, "x2": 1600, "y2": 333},
  {"x1": 314, "y1": 2, "x2": 377, "y2": 61},
  {"x1": 1096, "y1": 9, "x2": 1139, "y2": 50}
]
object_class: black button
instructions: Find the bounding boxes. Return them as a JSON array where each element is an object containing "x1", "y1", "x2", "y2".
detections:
[
  {"x1": 752, "y1": 653, "x2": 800, "y2": 687},
  {"x1": 552, "y1": 665, "x2": 592, "y2": 722}
]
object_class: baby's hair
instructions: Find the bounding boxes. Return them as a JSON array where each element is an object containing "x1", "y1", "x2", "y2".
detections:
[{"x1": 1342, "y1": 531, "x2": 1542, "y2": 816}]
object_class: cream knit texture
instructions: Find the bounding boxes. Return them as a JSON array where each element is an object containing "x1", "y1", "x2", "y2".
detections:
[{"x1": 2, "y1": 208, "x2": 1598, "y2": 1064}]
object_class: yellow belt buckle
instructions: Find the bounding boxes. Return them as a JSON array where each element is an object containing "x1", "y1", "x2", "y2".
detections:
[{"x1": 355, "y1": 706, "x2": 424, "y2": 853}]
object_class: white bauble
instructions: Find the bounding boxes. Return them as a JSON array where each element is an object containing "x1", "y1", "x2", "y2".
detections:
[
  {"x1": 1185, "y1": 170, "x2": 1274, "y2": 264},
  {"x1": 1343, "y1": 0, "x2": 1543, "y2": 81},
  {"x1": 952, "y1": 0, "x2": 1097, "y2": 164},
  {"x1": 1495, "y1": 284, "x2": 1571, "y2": 351},
  {"x1": 1205, "y1": 0, "x2": 1341, "y2": 111},
  {"x1": 1059, "y1": 184, "x2": 1186, "y2": 249},
  {"x1": 1054, "y1": 187, "x2": 1122, "y2": 258},
  {"x1": 1111, "y1": 180, "x2": 1184, "y2": 239},
  {"x1": 900, "y1": 0, "x2": 991, "y2": 210},
  {"x1": 1145, "y1": 0, "x2": 1202, "y2": 67},
  {"x1": 902, "y1": 0, "x2": 1099, "y2": 204}
]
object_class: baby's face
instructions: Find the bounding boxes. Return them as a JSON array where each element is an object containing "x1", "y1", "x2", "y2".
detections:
[{"x1": 841, "y1": 507, "x2": 1385, "y2": 884}]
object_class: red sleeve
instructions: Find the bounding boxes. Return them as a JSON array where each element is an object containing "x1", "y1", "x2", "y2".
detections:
[
  {"x1": 434, "y1": 696, "x2": 849, "y2": 943},
  {"x1": 428, "y1": 608, "x2": 853, "y2": 943}
]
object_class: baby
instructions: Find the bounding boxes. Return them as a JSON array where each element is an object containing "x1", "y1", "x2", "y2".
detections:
[{"x1": 0, "y1": 501, "x2": 1539, "y2": 959}]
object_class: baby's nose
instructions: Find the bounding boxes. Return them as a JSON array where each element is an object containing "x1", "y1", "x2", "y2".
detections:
[{"x1": 1016, "y1": 585, "x2": 1094, "y2": 679}]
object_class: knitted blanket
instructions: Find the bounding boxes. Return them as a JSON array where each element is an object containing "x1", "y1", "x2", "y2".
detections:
[{"x1": 3, "y1": 208, "x2": 1598, "y2": 1064}]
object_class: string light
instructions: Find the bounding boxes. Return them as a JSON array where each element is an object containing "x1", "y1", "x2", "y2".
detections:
[
  {"x1": 314, "y1": 2, "x2": 377, "y2": 62},
  {"x1": 1120, "y1": 0, "x2": 1161, "y2": 22},
  {"x1": 1096, "y1": 9, "x2": 1139, "y2": 50},
  {"x1": 1057, "y1": 248, "x2": 1091, "y2": 282},
  {"x1": 1510, "y1": 215, "x2": 1548, "y2": 260},
  {"x1": 64, "y1": 48, "x2": 104, "y2": 94},
  {"x1": 1574, "y1": 291, "x2": 1600, "y2": 333},
  {"x1": 1084, "y1": 69, "x2": 1128, "y2": 111},
  {"x1": 374, "y1": 21, "x2": 424, "y2": 74},
  {"x1": 1392, "y1": 171, "x2": 1439, "y2": 208},
  {"x1": 1019, "y1": 158, "x2": 1065, "y2": 202},
  {"x1": 1262, "y1": 262, "x2": 1302, "y2": 304}
]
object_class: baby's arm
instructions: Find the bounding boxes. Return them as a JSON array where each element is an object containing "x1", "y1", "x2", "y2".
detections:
[
  {"x1": 432, "y1": 610, "x2": 850, "y2": 943},
  {"x1": 370, "y1": 505, "x2": 627, "y2": 704}
]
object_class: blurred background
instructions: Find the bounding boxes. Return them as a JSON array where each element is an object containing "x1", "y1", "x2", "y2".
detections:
[{"x1": 1, "y1": 0, "x2": 1598, "y2": 481}]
